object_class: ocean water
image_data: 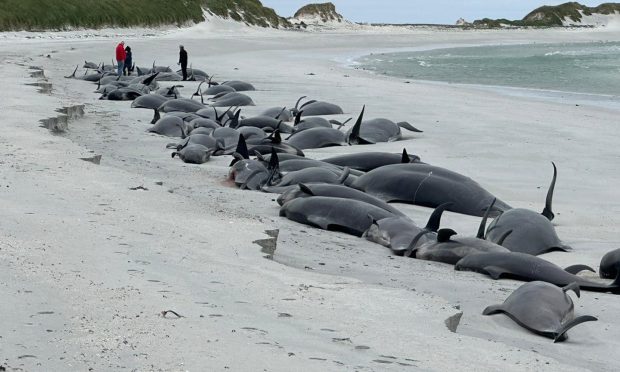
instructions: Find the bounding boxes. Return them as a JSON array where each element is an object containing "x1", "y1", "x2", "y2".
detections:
[{"x1": 355, "y1": 42, "x2": 620, "y2": 96}]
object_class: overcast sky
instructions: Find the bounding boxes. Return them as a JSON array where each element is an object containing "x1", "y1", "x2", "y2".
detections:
[{"x1": 260, "y1": 1, "x2": 605, "y2": 24}]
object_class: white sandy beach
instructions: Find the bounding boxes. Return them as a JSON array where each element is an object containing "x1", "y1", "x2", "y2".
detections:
[{"x1": 2, "y1": 17, "x2": 620, "y2": 371}]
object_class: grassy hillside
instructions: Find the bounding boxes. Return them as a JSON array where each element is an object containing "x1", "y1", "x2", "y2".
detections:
[
  {"x1": 205, "y1": 0, "x2": 290, "y2": 28},
  {"x1": 473, "y1": 2, "x2": 620, "y2": 28},
  {"x1": 0, "y1": 0, "x2": 204, "y2": 30},
  {"x1": 0, "y1": 0, "x2": 288, "y2": 31},
  {"x1": 293, "y1": 2, "x2": 343, "y2": 22}
]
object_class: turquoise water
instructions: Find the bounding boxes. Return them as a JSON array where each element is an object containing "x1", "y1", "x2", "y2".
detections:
[{"x1": 356, "y1": 42, "x2": 620, "y2": 96}]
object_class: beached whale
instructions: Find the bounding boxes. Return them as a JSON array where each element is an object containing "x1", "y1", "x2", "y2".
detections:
[
  {"x1": 177, "y1": 67, "x2": 209, "y2": 81},
  {"x1": 229, "y1": 158, "x2": 268, "y2": 189},
  {"x1": 221, "y1": 80, "x2": 256, "y2": 91},
  {"x1": 238, "y1": 127, "x2": 267, "y2": 142},
  {"x1": 204, "y1": 84, "x2": 235, "y2": 95},
  {"x1": 171, "y1": 144, "x2": 212, "y2": 164},
  {"x1": 413, "y1": 228, "x2": 511, "y2": 265},
  {"x1": 485, "y1": 163, "x2": 570, "y2": 255},
  {"x1": 209, "y1": 92, "x2": 255, "y2": 107},
  {"x1": 364, "y1": 202, "x2": 448, "y2": 256},
  {"x1": 277, "y1": 183, "x2": 405, "y2": 216},
  {"x1": 483, "y1": 281, "x2": 597, "y2": 342},
  {"x1": 321, "y1": 149, "x2": 421, "y2": 172},
  {"x1": 64, "y1": 65, "x2": 103, "y2": 81},
  {"x1": 346, "y1": 106, "x2": 423, "y2": 144},
  {"x1": 262, "y1": 167, "x2": 351, "y2": 193},
  {"x1": 148, "y1": 116, "x2": 191, "y2": 138},
  {"x1": 234, "y1": 116, "x2": 293, "y2": 133},
  {"x1": 352, "y1": 163, "x2": 511, "y2": 217},
  {"x1": 101, "y1": 87, "x2": 143, "y2": 101},
  {"x1": 211, "y1": 127, "x2": 241, "y2": 153},
  {"x1": 190, "y1": 117, "x2": 221, "y2": 130},
  {"x1": 290, "y1": 110, "x2": 350, "y2": 133},
  {"x1": 156, "y1": 85, "x2": 183, "y2": 98},
  {"x1": 167, "y1": 133, "x2": 223, "y2": 154},
  {"x1": 286, "y1": 127, "x2": 348, "y2": 149},
  {"x1": 261, "y1": 107, "x2": 293, "y2": 122},
  {"x1": 600, "y1": 248, "x2": 620, "y2": 279},
  {"x1": 455, "y1": 251, "x2": 620, "y2": 293},
  {"x1": 292, "y1": 96, "x2": 343, "y2": 116},
  {"x1": 159, "y1": 98, "x2": 205, "y2": 114},
  {"x1": 273, "y1": 158, "x2": 358, "y2": 176},
  {"x1": 131, "y1": 93, "x2": 171, "y2": 123},
  {"x1": 280, "y1": 196, "x2": 395, "y2": 237}
]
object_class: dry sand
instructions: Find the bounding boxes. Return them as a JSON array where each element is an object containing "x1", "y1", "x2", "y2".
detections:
[{"x1": 1, "y1": 18, "x2": 620, "y2": 371}]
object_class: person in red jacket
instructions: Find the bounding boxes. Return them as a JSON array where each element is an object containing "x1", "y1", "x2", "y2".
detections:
[{"x1": 115, "y1": 41, "x2": 126, "y2": 76}]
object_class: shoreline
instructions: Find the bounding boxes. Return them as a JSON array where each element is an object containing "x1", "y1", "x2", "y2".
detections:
[
  {"x1": 2, "y1": 24, "x2": 620, "y2": 371},
  {"x1": 347, "y1": 41, "x2": 620, "y2": 109}
]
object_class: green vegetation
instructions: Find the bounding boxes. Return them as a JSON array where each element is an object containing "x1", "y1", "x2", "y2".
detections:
[
  {"x1": 205, "y1": 0, "x2": 289, "y2": 28},
  {"x1": 473, "y1": 2, "x2": 620, "y2": 28},
  {"x1": 0, "y1": 0, "x2": 204, "y2": 30},
  {"x1": 0, "y1": 0, "x2": 288, "y2": 31},
  {"x1": 293, "y1": 2, "x2": 342, "y2": 22}
]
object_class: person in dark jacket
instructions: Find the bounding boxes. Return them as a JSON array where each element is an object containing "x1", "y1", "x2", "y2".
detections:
[
  {"x1": 178, "y1": 45, "x2": 188, "y2": 81},
  {"x1": 123, "y1": 46, "x2": 133, "y2": 76}
]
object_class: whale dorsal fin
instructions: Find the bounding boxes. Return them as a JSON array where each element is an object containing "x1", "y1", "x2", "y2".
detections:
[
  {"x1": 234, "y1": 134, "x2": 249, "y2": 159},
  {"x1": 425, "y1": 202, "x2": 452, "y2": 232},
  {"x1": 294, "y1": 110, "x2": 303, "y2": 126},
  {"x1": 496, "y1": 229, "x2": 513, "y2": 246},
  {"x1": 331, "y1": 117, "x2": 351, "y2": 130},
  {"x1": 228, "y1": 109, "x2": 241, "y2": 129},
  {"x1": 192, "y1": 81, "x2": 205, "y2": 98},
  {"x1": 298, "y1": 183, "x2": 314, "y2": 196},
  {"x1": 401, "y1": 148, "x2": 409, "y2": 163},
  {"x1": 65, "y1": 65, "x2": 78, "y2": 78},
  {"x1": 403, "y1": 229, "x2": 432, "y2": 258},
  {"x1": 294, "y1": 96, "x2": 307, "y2": 112},
  {"x1": 299, "y1": 99, "x2": 317, "y2": 109},
  {"x1": 275, "y1": 107, "x2": 287, "y2": 120},
  {"x1": 564, "y1": 264, "x2": 595, "y2": 275},
  {"x1": 143, "y1": 72, "x2": 159, "y2": 86},
  {"x1": 337, "y1": 167, "x2": 350, "y2": 184},
  {"x1": 267, "y1": 130, "x2": 282, "y2": 144},
  {"x1": 264, "y1": 148, "x2": 281, "y2": 186},
  {"x1": 347, "y1": 105, "x2": 370, "y2": 145},
  {"x1": 542, "y1": 162, "x2": 557, "y2": 221},
  {"x1": 562, "y1": 282, "x2": 581, "y2": 298},
  {"x1": 437, "y1": 228, "x2": 457, "y2": 243},
  {"x1": 477, "y1": 198, "x2": 497, "y2": 239}
]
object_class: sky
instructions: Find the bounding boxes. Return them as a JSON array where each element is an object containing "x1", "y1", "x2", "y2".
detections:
[{"x1": 260, "y1": 1, "x2": 606, "y2": 24}]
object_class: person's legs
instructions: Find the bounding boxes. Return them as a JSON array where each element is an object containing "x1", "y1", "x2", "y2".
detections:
[
  {"x1": 117, "y1": 61, "x2": 124, "y2": 76},
  {"x1": 181, "y1": 64, "x2": 187, "y2": 80}
]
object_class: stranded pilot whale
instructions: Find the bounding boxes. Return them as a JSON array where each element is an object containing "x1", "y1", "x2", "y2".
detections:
[{"x1": 483, "y1": 281, "x2": 597, "y2": 342}]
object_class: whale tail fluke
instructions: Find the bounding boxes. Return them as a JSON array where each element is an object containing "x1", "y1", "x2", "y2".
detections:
[{"x1": 553, "y1": 315, "x2": 598, "y2": 343}]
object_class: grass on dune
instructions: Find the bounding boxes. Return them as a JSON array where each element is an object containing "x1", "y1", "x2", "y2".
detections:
[{"x1": 0, "y1": 0, "x2": 289, "y2": 31}]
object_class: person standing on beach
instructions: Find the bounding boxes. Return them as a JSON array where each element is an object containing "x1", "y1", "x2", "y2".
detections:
[
  {"x1": 123, "y1": 46, "x2": 133, "y2": 76},
  {"x1": 115, "y1": 41, "x2": 126, "y2": 76},
  {"x1": 178, "y1": 45, "x2": 188, "y2": 81}
]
